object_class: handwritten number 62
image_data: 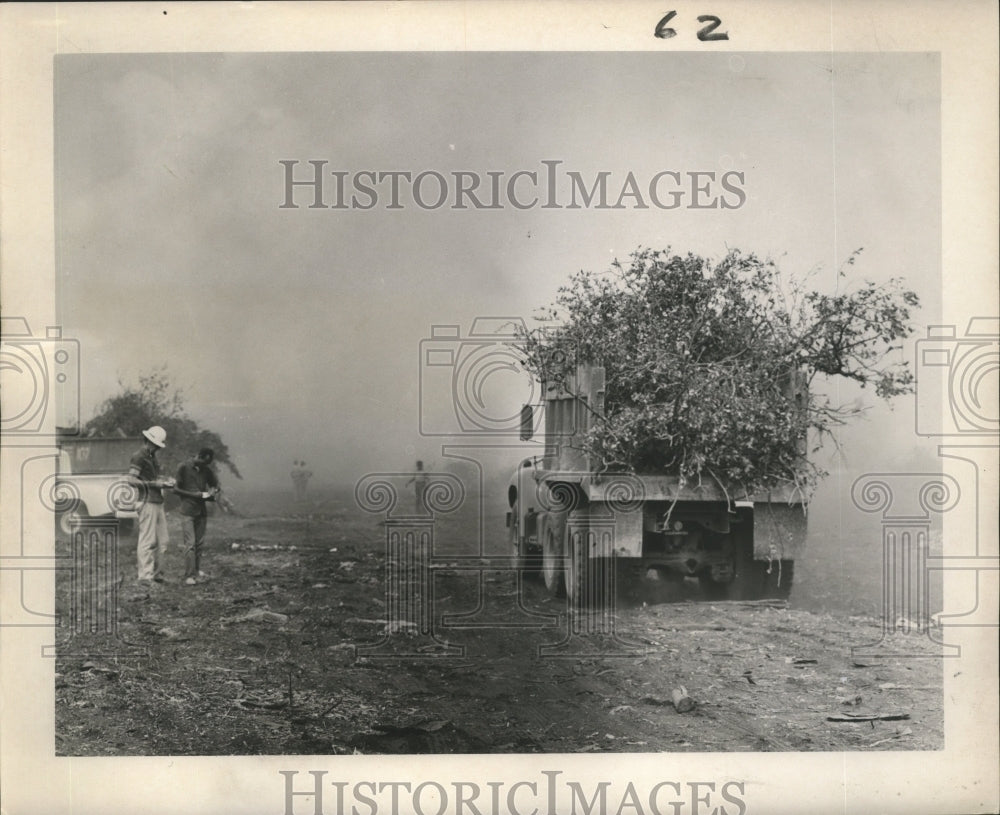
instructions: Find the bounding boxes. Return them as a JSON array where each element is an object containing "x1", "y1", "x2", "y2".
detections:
[{"x1": 654, "y1": 11, "x2": 730, "y2": 41}]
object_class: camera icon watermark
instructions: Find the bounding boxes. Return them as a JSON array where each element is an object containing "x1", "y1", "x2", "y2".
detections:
[
  {"x1": 418, "y1": 317, "x2": 576, "y2": 438},
  {"x1": 352, "y1": 460, "x2": 647, "y2": 661},
  {"x1": 512, "y1": 472, "x2": 646, "y2": 658},
  {"x1": 0, "y1": 317, "x2": 80, "y2": 443},
  {"x1": 850, "y1": 472, "x2": 962, "y2": 659},
  {"x1": 2, "y1": 453, "x2": 146, "y2": 659},
  {"x1": 915, "y1": 317, "x2": 999, "y2": 437},
  {"x1": 353, "y1": 470, "x2": 467, "y2": 658}
]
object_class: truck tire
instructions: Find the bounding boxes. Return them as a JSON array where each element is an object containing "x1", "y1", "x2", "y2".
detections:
[
  {"x1": 565, "y1": 528, "x2": 613, "y2": 610},
  {"x1": 513, "y1": 513, "x2": 542, "y2": 578},
  {"x1": 539, "y1": 512, "x2": 567, "y2": 597}
]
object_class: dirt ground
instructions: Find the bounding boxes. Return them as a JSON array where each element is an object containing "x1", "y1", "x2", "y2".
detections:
[{"x1": 54, "y1": 492, "x2": 945, "y2": 756}]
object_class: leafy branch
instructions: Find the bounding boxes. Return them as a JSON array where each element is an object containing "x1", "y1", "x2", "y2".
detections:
[
  {"x1": 84, "y1": 366, "x2": 242, "y2": 479},
  {"x1": 517, "y1": 247, "x2": 919, "y2": 499}
]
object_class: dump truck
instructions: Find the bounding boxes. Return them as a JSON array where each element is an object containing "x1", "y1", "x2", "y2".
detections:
[
  {"x1": 506, "y1": 364, "x2": 808, "y2": 604},
  {"x1": 54, "y1": 433, "x2": 141, "y2": 537}
]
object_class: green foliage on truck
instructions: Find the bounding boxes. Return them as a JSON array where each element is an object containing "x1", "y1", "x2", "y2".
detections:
[{"x1": 518, "y1": 247, "x2": 919, "y2": 501}]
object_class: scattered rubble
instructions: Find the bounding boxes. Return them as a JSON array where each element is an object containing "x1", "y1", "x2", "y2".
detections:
[{"x1": 54, "y1": 502, "x2": 945, "y2": 755}]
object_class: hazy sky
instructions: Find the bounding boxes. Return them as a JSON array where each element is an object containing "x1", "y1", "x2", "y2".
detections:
[{"x1": 55, "y1": 51, "x2": 941, "y2": 490}]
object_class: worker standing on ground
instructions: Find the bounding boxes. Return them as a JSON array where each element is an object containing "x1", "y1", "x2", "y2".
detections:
[
  {"x1": 128, "y1": 426, "x2": 173, "y2": 586},
  {"x1": 174, "y1": 447, "x2": 220, "y2": 586},
  {"x1": 291, "y1": 459, "x2": 313, "y2": 502},
  {"x1": 406, "y1": 460, "x2": 429, "y2": 515}
]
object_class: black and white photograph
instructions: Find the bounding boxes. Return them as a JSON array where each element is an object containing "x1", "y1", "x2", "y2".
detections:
[{"x1": 1, "y1": 3, "x2": 997, "y2": 815}]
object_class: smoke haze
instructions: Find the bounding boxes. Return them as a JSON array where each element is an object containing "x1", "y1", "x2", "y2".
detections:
[{"x1": 55, "y1": 51, "x2": 942, "y2": 494}]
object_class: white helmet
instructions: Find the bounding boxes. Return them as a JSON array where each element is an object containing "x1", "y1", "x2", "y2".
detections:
[{"x1": 142, "y1": 426, "x2": 167, "y2": 448}]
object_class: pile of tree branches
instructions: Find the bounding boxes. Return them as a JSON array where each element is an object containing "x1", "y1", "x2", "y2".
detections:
[
  {"x1": 518, "y1": 247, "x2": 919, "y2": 499},
  {"x1": 84, "y1": 367, "x2": 241, "y2": 479}
]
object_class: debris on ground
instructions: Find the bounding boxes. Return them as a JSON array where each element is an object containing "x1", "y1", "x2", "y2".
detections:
[
  {"x1": 827, "y1": 712, "x2": 911, "y2": 723},
  {"x1": 671, "y1": 687, "x2": 696, "y2": 713},
  {"x1": 221, "y1": 608, "x2": 290, "y2": 625},
  {"x1": 53, "y1": 497, "x2": 945, "y2": 756}
]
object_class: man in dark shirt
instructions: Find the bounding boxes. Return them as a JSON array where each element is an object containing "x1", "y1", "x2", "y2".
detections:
[
  {"x1": 129, "y1": 426, "x2": 172, "y2": 585},
  {"x1": 174, "y1": 447, "x2": 220, "y2": 586}
]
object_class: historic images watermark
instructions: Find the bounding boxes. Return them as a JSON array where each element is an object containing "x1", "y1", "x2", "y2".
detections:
[
  {"x1": 914, "y1": 318, "x2": 999, "y2": 438},
  {"x1": 850, "y1": 317, "x2": 999, "y2": 659},
  {"x1": 278, "y1": 769, "x2": 749, "y2": 815},
  {"x1": 1, "y1": 318, "x2": 146, "y2": 659},
  {"x1": 915, "y1": 319, "x2": 1000, "y2": 636},
  {"x1": 417, "y1": 317, "x2": 582, "y2": 440},
  {"x1": 3, "y1": 312, "x2": 996, "y2": 667},
  {"x1": 0, "y1": 317, "x2": 80, "y2": 443},
  {"x1": 353, "y1": 470, "x2": 468, "y2": 659},
  {"x1": 278, "y1": 160, "x2": 748, "y2": 212},
  {"x1": 350, "y1": 315, "x2": 648, "y2": 659},
  {"x1": 418, "y1": 318, "x2": 545, "y2": 439},
  {"x1": 363, "y1": 310, "x2": 1000, "y2": 668},
  {"x1": 850, "y1": 472, "x2": 961, "y2": 658},
  {"x1": 352, "y1": 465, "x2": 648, "y2": 661},
  {"x1": 1, "y1": 318, "x2": 83, "y2": 652}
]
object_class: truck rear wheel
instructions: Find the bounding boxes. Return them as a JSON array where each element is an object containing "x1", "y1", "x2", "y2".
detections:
[
  {"x1": 516, "y1": 550, "x2": 542, "y2": 578},
  {"x1": 565, "y1": 531, "x2": 614, "y2": 609},
  {"x1": 540, "y1": 512, "x2": 566, "y2": 597},
  {"x1": 512, "y1": 507, "x2": 541, "y2": 578}
]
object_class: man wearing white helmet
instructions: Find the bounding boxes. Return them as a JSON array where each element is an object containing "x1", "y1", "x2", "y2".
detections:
[{"x1": 129, "y1": 426, "x2": 174, "y2": 585}]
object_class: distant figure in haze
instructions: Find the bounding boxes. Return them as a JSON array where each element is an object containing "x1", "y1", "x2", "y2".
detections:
[
  {"x1": 406, "y1": 460, "x2": 429, "y2": 515},
  {"x1": 291, "y1": 460, "x2": 313, "y2": 502}
]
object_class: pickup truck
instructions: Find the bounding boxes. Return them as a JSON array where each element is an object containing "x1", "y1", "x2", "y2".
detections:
[{"x1": 55, "y1": 435, "x2": 142, "y2": 537}]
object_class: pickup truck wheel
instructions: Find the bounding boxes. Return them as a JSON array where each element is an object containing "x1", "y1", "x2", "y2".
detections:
[{"x1": 540, "y1": 513, "x2": 566, "y2": 597}]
